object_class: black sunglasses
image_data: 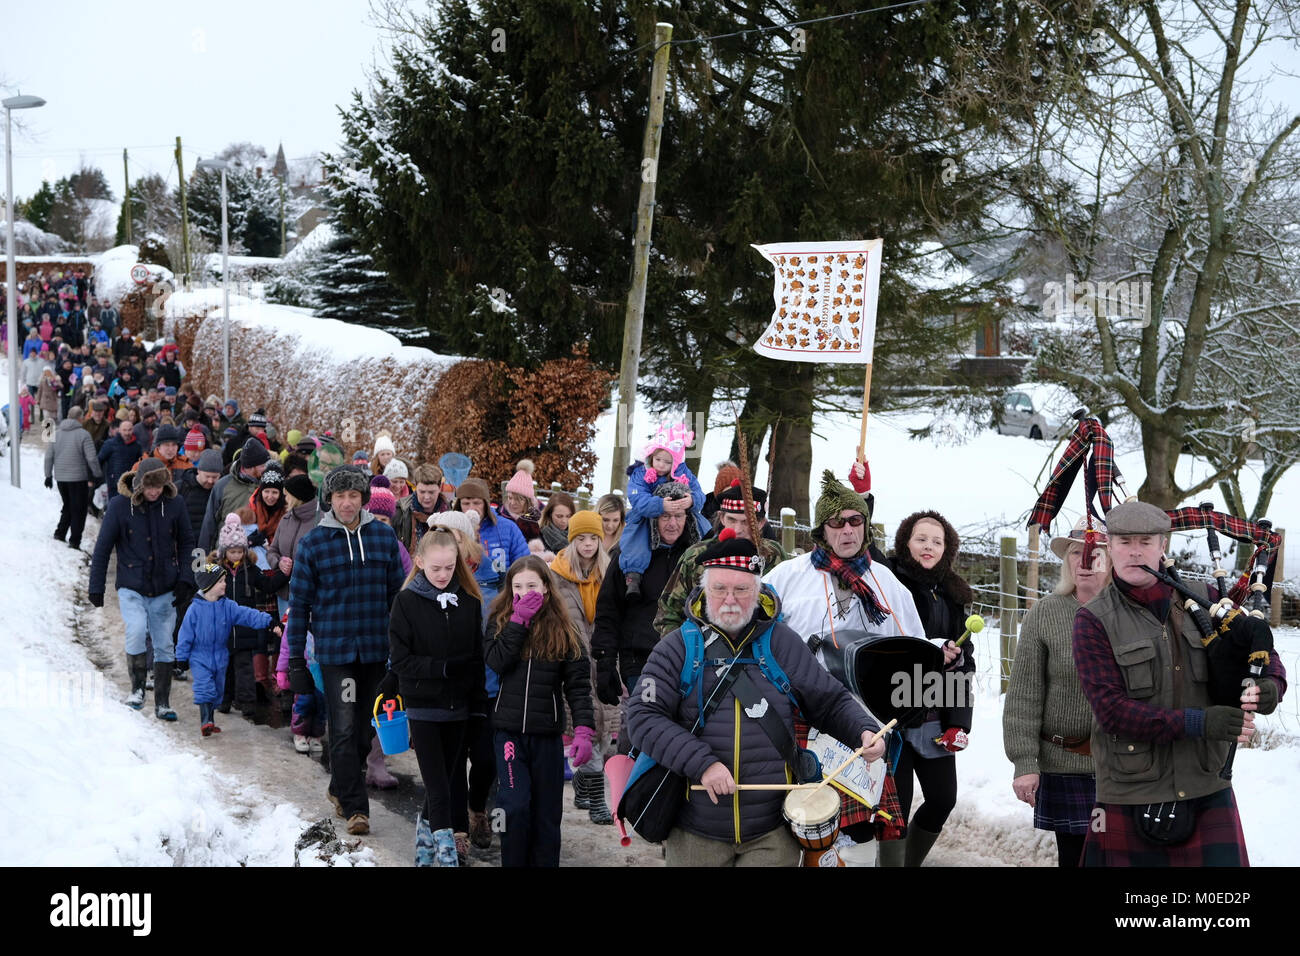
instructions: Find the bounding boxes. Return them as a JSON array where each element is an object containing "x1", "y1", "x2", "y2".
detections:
[{"x1": 824, "y1": 514, "x2": 866, "y2": 529}]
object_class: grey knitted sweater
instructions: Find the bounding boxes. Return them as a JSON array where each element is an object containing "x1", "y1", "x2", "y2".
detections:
[{"x1": 1003, "y1": 592, "x2": 1096, "y2": 776}]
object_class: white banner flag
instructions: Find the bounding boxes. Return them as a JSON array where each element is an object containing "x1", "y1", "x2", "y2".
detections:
[{"x1": 751, "y1": 239, "x2": 882, "y2": 363}]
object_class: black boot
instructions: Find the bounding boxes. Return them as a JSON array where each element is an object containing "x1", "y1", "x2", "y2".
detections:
[
  {"x1": 125, "y1": 653, "x2": 148, "y2": 710},
  {"x1": 904, "y1": 825, "x2": 941, "y2": 867},
  {"x1": 576, "y1": 770, "x2": 614, "y2": 825},
  {"x1": 153, "y1": 666, "x2": 177, "y2": 721}
]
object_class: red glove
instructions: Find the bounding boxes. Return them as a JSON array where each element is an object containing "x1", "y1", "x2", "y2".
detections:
[
  {"x1": 935, "y1": 728, "x2": 968, "y2": 753},
  {"x1": 848, "y1": 458, "x2": 871, "y2": 495}
]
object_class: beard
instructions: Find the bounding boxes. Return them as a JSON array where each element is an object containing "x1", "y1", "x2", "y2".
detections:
[{"x1": 708, "y1": 601, "x2": 753, "y2": 635}]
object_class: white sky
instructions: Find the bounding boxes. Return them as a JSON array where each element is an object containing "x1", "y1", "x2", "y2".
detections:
[{"x1": 2, "y1": 0, "x2": 389, "y2": 203}]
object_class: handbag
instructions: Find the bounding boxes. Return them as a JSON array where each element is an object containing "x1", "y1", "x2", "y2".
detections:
[
  {"x1": 617, "y1": 653, "x2": 746, "y2": 843},
  {"x1": 1131, "y1": 800, "x2": 1197, "y2": 846}
]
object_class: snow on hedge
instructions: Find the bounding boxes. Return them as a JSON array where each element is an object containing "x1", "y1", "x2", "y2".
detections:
[
  {"x1": 95, "y1": 245, "x2": 174, "y2": 308},
  {"x1": 1, "y1": 219, "x2": 69, "y2": 255},
  {"x1": 164, "y1": 290, "x2": 460, "y2": 458}
]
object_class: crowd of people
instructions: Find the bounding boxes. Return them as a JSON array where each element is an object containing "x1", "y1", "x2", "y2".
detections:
[{"x1": 28, "y1": 305, "x2": 1284, "y2": 868}]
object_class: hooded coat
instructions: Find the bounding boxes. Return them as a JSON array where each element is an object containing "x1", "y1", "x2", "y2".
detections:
[
  {"x1": 626, "y1": 585, "x2": 877, "y2": 844},
  {"x1": 177, "y1": 597, "x2": 273, "y2": 704},
  {"x1": 89, "y1": 471, "x2": 197, "y2": 598}
]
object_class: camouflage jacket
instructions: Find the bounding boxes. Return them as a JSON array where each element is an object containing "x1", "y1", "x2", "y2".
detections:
[{"x1": 653, "y1": 535, "x2": 788, "y2": 635}]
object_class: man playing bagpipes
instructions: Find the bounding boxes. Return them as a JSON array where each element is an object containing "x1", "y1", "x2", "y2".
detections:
[{"x1": 1027, "y1": 414, "x2": 1286, "y2": 865}]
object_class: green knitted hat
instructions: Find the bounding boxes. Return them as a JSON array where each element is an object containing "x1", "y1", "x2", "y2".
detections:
[{"x1": 811, "y1": 470, "x2": 874, "y2": 548}]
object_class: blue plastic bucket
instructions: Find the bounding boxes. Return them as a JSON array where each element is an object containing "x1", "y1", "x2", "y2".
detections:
[
  {"x1": 371, "y1": 695, "x2": 410, "y2": 755},
  {"x1": 439, "y1": 452, "x2": 473, "y2": 489}
]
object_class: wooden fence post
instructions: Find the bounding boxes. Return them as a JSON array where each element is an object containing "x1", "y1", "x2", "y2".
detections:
[
  {"x1": 1000, "y1": 535, "x2": 1019, "y2": 694},
  {"x1": 871, "y1": 522, "x2": 886, "y2": 556},
  {"x1": 1026, "y1": 525, "x2": 1040, "y2": 610},
  {"x1": 575, "y1": 486, "x2": 591, "y2": 511},
  {"x1": 781, "y1": 508, "x2": 797, "y2": 555}
]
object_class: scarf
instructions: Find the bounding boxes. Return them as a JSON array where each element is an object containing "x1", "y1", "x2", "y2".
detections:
[
  {"x1": 810, "y1": 547, "x2": 887, "y2": 627},
  {"x1": 550, "y1": 551, "x2": 601, "y2": 623}
]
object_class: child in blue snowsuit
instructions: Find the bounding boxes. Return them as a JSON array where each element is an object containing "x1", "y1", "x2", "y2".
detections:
[
  {"x1": 619, "y1": 423, "x2": 708, "y2": 597},
  {"x1": 176, "y1": 563, "x2": 279, "y2": 737}
]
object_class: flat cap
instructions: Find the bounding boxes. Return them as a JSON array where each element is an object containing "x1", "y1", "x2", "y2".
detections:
[{"x1": 1105, "y1": 500, "x2": 1171, "y2": 535}]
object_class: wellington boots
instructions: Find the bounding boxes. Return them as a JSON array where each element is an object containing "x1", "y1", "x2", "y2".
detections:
[
  {"x1": 126, "y1": 653, "x2": 148, "y2": 710},
  {"x1": 365, "y1": 736, "x2": 399, "y2": 788},
  {"x1": 573, "y1": 772, "x2": 591, "y2": 810},
  {"x1": 904, "y1": 826, "x2": 941, "y2": 868},
  {"x1": 876, "y1": 837, "x2": 906, "y2": 867},
  {"x1": 576, "y1": 771, "x2": 614, "y2": 825},
  {"x1": 433, "y1": 827, "x2": 458, "y2": 867},
  {"x1": 153, "y1": 666, "x2": 177, "y2": 721},
  {"x1": 415, "y1": 814, "x2": 437, "y2": 867}
]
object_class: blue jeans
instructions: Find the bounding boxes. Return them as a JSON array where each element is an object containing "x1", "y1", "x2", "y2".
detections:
[{"x1": 118, "y1": 589, "x2": 176, "y2": 663}]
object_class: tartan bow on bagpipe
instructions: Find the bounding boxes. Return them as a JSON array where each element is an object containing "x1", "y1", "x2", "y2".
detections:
[
  {"x1": 1026, "y1": 416, "x2": 1118, "y2": 567},
  {"x1": 1165, "y1": 509, "x2": 1282, "y2": 607}
]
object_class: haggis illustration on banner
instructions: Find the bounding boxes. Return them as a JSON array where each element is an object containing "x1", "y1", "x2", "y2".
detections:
[
  {"x1": 805, "y1": 727, "x2": 886, "y2": 810},
  {"x1": 751, "y1": 239, "x2": 882, "y2": 363}
]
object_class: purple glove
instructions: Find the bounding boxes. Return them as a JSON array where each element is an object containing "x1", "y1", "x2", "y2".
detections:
[
  {"x1": 569, "y1": 726, "x2": 595, "y2": 767},
  {"x1": 509, "y1": 590, "x2": 545, "y2": 627},
  {"x1": 643, "y1": 467, "x2": 659, "y2": 485}
]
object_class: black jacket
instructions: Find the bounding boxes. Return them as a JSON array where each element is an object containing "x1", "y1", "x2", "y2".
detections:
[
  {"x1": 388, "y1": 579, "x2": 486, "y2": 713},
  {"x1": 89, "y1": 473, "x2": 196, "y2": 598},
  {"x1": 222, "y1": 559, "x2": 285, "y2": 651},
  {"x1": 177, "y1": 469, "x2": 214, "y2": 541},
  {"x1": 890, "y1": 559, "x2": 976, "y2": 732},
  {"x1": 591, "y1": 540, "x2": 690, "y2": 674},
  {"x1": 485, "y1": 619, "x2": 594, "y2": 735}
]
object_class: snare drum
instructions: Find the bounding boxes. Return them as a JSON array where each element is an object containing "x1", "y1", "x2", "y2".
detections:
[{"x1": 783, "y1": 786, "x2": 844, "y2": 867}]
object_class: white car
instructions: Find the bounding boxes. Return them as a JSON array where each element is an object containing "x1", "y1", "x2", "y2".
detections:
[{"x1": 995, "y1": 384, "x2": 1081, "y2": 439}]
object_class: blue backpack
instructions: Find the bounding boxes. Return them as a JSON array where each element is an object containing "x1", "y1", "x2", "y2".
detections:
[{"x1": 675, "y1": 619, "x2": 801, "y2": 724}]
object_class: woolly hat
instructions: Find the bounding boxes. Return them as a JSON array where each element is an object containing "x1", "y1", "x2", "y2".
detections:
[
  {"x1": 456, "y1": 477, "x2": 492, "y2": 504},
  {"x1": 370, "y1": 474, "x2": 392, "y2": 490},
  {"x1": 516, "y1": 458, "x2": 535, "y2": 475},
  {"x1": 384, "y1": 458, "x2": 409, "y2": 481},
  {"x1": 223, "y1": 398, "x2": 240, "y2": 415},
  {"x1": 324, "y1": 464, "x2": 371, "y2": 504},
  {"x1": 373, "y1": 432, "x2": 396, "y2": 457},
  {"x1": 247, "y1": 409, "x2": 269, "y2": 429},
  {"x1": 286, "y1": 429, "x2": 303, "y2": 450},
  {"x1": 153, "y1": 423, "x2": 183, "y2": 447},
  {"x1": 115, "y1": 407, "x2": 132, "y2": 422},
  {"x1": 217, "y1": 513, "x2": 248, "y2": 554},
  {"x1": 183, "y1": 426, "x2": 206, "y2": 460},
  {"x1": 811, "y1": 469, "x2": 874, "y2": 549},
  {"x1": 259, "y1": 466, "x2": 284, "y2": 489},
  {"x1": 367, "y1": 487, "x2": 397, "y2": 518},
  {"x1": 699, "y1": 527, "x2": 763, "y2": 574},
  {"x1": 204, "y1": 394, "x2": 221, "y2": 410},
  {"x1": 641, "y1": 422, "x2": 693, "y2": 473},
  {"x1": 352, "y1": 450, "x2": 370, "y2": 464},
  {"x1": 428, "y1": 509, "x2": 479, "y2": 538},
  {"x1": 195, "y1": 562, "x2": 226, "y2": 595},
  {"x1": 195, "y1": 449, "x2": 224, "y2": 474},
  {"x1": 717, "y1": 479, "x2": 767, "y2": 517},
  {"x1": 713, "y1": 463, "x2": 742, "y2": 497},
  {"x1": 284, "y1": 473, "x2": 317, "y2": 504},
  {"x1": 567, "y1": 510, "x2": 603, "y2": 542},
  {"x1": 505, "y1": 470, "x2": 537, "y2": 506},
  {"x1": 238, "y1": 437, "x2": 270, "y2": 469}
]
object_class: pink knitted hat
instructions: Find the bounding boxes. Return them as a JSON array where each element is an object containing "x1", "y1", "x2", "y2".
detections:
[
  {"x1": 505, "y1": 470, "x2": 536, "y2": 508},
  {"x1": 367, "y1": 487, "x2": 397, "y2": 519},
  {"x1": 217, "y1": 513, "x2": 248, "y2": 555}
]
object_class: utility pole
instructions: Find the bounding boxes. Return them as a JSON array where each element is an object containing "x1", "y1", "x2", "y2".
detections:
[
  {"x1": 175, "y1": 136, "x2": 190, "y2": 288},
  {"x1": 279, "y1": 177, "x2": 286, "y2": 256},
  {"x1": 608, "y1": 22, "x2": 672, "y2": 492},
  {"x1": 122, "y1": 148, "x2": 132, "y2": 244}
]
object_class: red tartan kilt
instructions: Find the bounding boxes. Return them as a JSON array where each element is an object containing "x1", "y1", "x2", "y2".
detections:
[
  {"x1": 1082, "y1": 789, "x2": 1249, "y2": 867},
  {"x1": 795, "y1": 718, "x2": 905, "y2": 839}
]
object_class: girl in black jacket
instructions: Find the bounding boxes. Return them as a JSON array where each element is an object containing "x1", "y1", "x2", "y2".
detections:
[
  {"x1": 214, "y1": 514, "x2": 285, "y2": 717},
  {"x1": 388, "y1": 529, "x2": 485, "y2": 867},
  {"x1": 484, "y1": 555, "x2": 595, "y2": 867},
  {"x1": 886, "y1": 510, "x2": 976, "y2": 867}
]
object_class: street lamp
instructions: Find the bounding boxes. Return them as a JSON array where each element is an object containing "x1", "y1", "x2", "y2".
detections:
[
  {"x1": 195, "y1": 158, "x2": 230, "y2": 404},
  {"x1": 5, "y1": 93, "x2": 46, "y2": 488}
]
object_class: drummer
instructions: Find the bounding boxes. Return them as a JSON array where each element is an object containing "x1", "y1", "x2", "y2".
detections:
[
  {"x1": 626, "y1": 530, "x2": 884, "y2": 866},
  {"x1": 762, "y1": 468, "x2": 923, "y2": 862},
  {"x1": 1073, "y1": 499, "x2": 1287, "y2": 866}
]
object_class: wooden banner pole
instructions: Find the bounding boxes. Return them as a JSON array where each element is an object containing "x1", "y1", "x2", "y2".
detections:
[{"x1": 857, "y1": 361, "x2": 873, "y2": 464}]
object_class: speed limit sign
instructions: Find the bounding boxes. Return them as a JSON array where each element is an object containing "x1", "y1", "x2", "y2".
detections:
[{"x1": 130, "y1": 264, "x2": 150, "y2": 285}]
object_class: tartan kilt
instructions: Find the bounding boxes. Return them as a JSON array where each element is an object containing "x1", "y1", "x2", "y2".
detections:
[
  {"x1": 795, "y1": 718, "x2": 905, "y2": 840},
  {"x1": 1034, "y1": 772, "x2": 1096, "y2": 835},
  {"x1": 1082, "y1": 788, "x2": 1249, "y2": 867}
]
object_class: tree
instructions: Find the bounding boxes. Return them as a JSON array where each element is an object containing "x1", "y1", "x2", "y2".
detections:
[
  {"x1": 46, "y1": 165, "x2": 116, "y2": 250},
  {"x1": 19, "y1": 181, "x2": 56, "y2": 231},
  {"x1": 116, "y1": 173, "x2": 181, "y2": 246},
  {"x1": 184, "y1": 159, "x2": 284, "y2": 257},
  {"x1": 1010, "y1": 0, "x2": 1300, "y2": 514},
  {"x1": 307, "y1": 220, "x2": 418, "y2": 335}
]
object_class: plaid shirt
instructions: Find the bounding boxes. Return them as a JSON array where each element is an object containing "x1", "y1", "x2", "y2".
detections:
[{"x1": 285, "y1": 514, "x2": 404, "y2": 667}]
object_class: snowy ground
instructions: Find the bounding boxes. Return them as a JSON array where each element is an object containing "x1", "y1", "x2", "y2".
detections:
[{"x1": 2, "y1": 357, "x2": 1296, "y2": 866}]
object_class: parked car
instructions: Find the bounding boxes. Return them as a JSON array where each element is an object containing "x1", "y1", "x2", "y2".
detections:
[{"x1": 994, "y1": 383, "x2": 1081, "y2": 439}]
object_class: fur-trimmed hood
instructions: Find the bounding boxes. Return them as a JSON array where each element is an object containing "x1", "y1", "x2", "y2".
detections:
[
  {"x1": 891, "y1": 509, "x2": 972, "y2": 607},
  {"x1": 118, "y1": 467, "x2": 178, "y2": 507}
]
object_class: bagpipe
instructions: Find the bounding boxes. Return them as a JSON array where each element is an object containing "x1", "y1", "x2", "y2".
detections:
[{"x1": 1028, "y1": 411, "x2": 1280, "y2": 779}]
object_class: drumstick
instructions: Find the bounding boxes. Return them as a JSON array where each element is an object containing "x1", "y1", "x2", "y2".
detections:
[
  {"x1": 689, "y1": 783, "x2": 820, "y2": 791},
  {"x1": 953, "y1": 614, "x2": 984, "y2": 648},
  {"x1": 808, "y1": 719, "x2": 898, "y2": 797}
]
